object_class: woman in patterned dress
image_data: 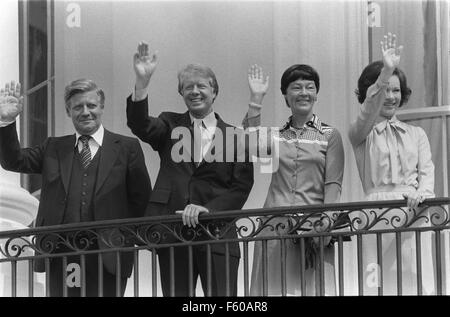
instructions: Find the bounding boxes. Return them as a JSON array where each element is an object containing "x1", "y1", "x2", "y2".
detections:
[{"x1": 243, "y1": 64, "x2": 345, "y2": 296}]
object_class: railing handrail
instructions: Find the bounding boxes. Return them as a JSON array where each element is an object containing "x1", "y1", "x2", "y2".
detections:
[
  {"x1": 4, "y1": 221, "x2": 450, "y2": 265},
  {"x1": 1, "y1": 197, "x2": 449, "y2": 238}
]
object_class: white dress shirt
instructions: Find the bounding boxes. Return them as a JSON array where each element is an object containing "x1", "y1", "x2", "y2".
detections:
[
  {"x1": 75, "y1": 125, "x2": 104, "y2": 158},
  {"x1": 190, "y1": 111, "x2": 217, "y2": 163}
]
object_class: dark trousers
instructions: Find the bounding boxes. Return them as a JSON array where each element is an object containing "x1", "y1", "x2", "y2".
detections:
[
  {"x1": 158, "y1": 246, "x2": 239, "y2": 297},
  {"x1": 48, "y1": 246, "x2": 127, "y2": 297}
]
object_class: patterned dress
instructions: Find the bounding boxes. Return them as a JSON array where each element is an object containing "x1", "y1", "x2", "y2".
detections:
[{"x1": 244, "y1": 114, "x2": 344, "y2": 296}]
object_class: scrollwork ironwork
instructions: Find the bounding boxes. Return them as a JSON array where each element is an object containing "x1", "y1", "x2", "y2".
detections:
[{"x1": 1, "y1": 199, "x2": 449, "y2": 261}]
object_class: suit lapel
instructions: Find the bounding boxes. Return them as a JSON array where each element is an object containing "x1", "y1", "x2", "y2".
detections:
[
  {"x1": 176, "y1": 112, "x2": 196, "y2": 170},
  {"x1": 96, "y1": 129, "x2": 120, "y2": 194},
  {"x1": 58, "y1": 135, "x2": 76, "y2": 193}
]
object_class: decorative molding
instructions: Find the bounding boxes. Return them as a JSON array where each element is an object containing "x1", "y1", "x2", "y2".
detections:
[{"x1": 396, "y1": 105, "x2": 450, "y2": 121}]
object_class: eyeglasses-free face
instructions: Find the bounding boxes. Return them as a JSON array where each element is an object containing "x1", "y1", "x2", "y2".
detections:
[
  {"x1": 380, "y1": 75, "x2": 401, "y2": 119},
  {"x1": 284, "y1": 78, "x2": 317, "y2": 119},
  {"x1": 66, "y1": 90, "x2": 104, "y2": 135},
  {"x1": 180, "y1": 76, "x2": 216, "y2": 119}
]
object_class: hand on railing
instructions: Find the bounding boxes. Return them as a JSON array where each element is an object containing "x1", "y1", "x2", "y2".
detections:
[
  {"x1": 402, "y1": 191, "x2": 426, "y2": 210},
  {"x1": 175, "y1": 204, "x2": 209, "y2": 228}
]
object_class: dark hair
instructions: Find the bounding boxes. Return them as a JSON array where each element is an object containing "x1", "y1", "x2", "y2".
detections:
[
  {"x1": 356, "y1": 60, "x2": 411, "y2": 106},
  {"x1": 64, "y1": 79, "x2": 105, "y2": 107},
  {"x1": 280, "y1": 64, "x2": 320, "y2": 95}
]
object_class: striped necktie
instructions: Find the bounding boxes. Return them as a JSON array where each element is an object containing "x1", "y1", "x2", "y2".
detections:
[{"x1": 79, "y1": 135, "x2": 92, "y2": 169}]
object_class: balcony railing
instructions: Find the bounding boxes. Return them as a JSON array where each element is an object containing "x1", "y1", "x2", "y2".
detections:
[{"x1": 1, "y1": 198, "x2": 449, "y2": 297}]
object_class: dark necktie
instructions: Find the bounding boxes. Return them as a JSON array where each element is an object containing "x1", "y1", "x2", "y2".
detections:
[{"x1": 79, "y1": 135, "x2": 92, "y2": 169}]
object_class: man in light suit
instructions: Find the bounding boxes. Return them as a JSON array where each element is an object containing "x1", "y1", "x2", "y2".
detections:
[
  {"x1": 126, "y1": 42, "x2": 254, "y2": 296},
  {"x1": 0, "y1": 79, "x2": 151, "y2": 296}
]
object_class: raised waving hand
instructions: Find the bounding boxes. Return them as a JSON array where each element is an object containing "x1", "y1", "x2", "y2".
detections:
[
  {"x1": 133, "y1": 41, "x2": 158, "y2": 90},
  {"x1": 381, "y1": 33, "x2": 403, "y2": 71},
  {"x1": 248, "y1": 64, "x2": 269, "y2": 105},
  {"x1": 0, "y1": 81, "x2": 23, "y2": 122}
]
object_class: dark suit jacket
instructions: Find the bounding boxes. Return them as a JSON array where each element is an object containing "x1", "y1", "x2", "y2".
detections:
[
  {"x1": 0, "y1": 122, "x2": 151, "y2": 277},
  {"x1": 126, "y1": 96, "x2": 254, "y2": 258}
]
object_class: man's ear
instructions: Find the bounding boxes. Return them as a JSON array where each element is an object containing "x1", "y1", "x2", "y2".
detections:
[{"x1": 65, "y1": 105, "x2": 71, "y2": 117}]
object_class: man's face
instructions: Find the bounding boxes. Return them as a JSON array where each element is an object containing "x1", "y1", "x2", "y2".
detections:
[
  {"x1": 180, "y1": 75, "x2": 216, "y2": 119},
  {"x1": 66, "y1": 90, "x2": 104, "y2": 135}
]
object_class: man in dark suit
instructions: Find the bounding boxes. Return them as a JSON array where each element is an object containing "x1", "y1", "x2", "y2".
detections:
[
  {"x1": 126, "y1": 42, "x2": 254, "y2": 296},
  {"x1": 0, "y1": 79, "x2": 151, "y2": 297}
]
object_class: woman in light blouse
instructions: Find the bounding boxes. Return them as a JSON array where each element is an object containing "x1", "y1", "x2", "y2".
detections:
[
  {"x1": 349, "y1": 33, "x2": 435, "y2": 295},
  {"x1": 243, "y1": 64, "x2": 345, "y2": 296}
]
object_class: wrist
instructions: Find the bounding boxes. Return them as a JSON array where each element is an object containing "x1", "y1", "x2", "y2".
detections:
[
  {"x1": 248, "y1": 102, "x2": 262, "y2": 109},
  {"x1": 379, "y1": 67, "x2": 394, "y2": 83},
  {"x1": 248, "y1": 102, "x2": 262, "y2": 118},
  {"x1": 134, "y1": 86, "x2": 149, "y2": 102},
  {"x1": 250, "y1": 93, "x2": 265, "y2": 105},
  {"x1": 135, "y1": 77, "x2": 151, "y2": 90}
]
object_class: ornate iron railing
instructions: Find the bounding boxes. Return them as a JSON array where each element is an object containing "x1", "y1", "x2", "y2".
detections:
[{"x1": 1, "y1": 198, "x2": 449, "y2": 297}]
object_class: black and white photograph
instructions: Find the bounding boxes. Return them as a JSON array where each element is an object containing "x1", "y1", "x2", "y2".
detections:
[{"x1": 0, "y1": 0, "x2": 449, "y2": 302}]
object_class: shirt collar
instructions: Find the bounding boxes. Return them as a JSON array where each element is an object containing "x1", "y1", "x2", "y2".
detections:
[
  {"x1": 374, "y1": 115, "x2": 407, "y2": 134},
  {"x1": 283, "y1": 114, "x2": 324, "y2": 134},
  {"x1": 189, "y1": 111, "x2": 217, "y2": 132},
  {"x1": 75, "y1": 125, "x2": 104, "y2": 147}
]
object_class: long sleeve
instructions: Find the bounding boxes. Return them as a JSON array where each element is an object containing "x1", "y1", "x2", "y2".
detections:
[
  {"x1": 126, "y1": 95, "x2": 170, "y2": 152},
  {"x1": 242, "y1": 111, "x2": 261, "y2": 129},
  {"x1": 324, "y1": 129, "x2": 345, "y2": 203},
  {"x1": 241, "y1": 107, "x2": 274, "y2": 158},
  {"x1": 348, "y1": 78, "x2": 389, "y2": 146},
  {"x1": 126, "y1": 138, "x2": 152, "y2": 218},
  {"x1": 416, "y1": 127, "x2": 435, "y2": 197},
  {"x1": 0, "y1": 121, "x2": 47, "y2": 173}
]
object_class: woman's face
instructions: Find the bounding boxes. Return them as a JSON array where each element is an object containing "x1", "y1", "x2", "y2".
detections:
[
  {"x1": 380, "y1": 75, "x2": 401, "y2": 119},
  {"x1": 284, "y1": 78, "x2": 317, "y2": 118}
]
